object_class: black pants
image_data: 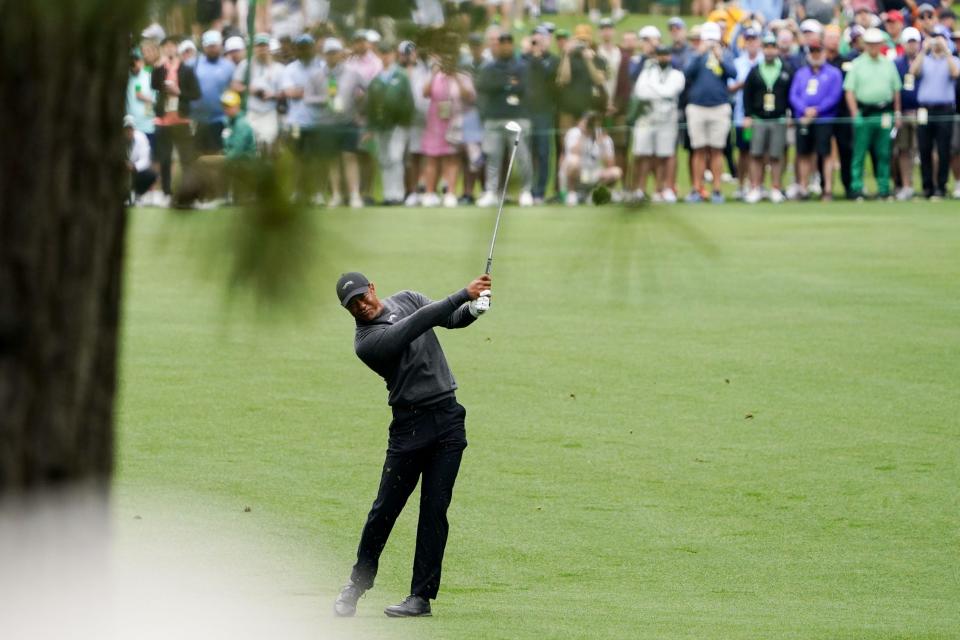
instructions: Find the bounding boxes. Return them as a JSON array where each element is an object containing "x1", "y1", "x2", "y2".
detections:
[
  {"x1": 155, "y1": 124, "x2": 195, "y2": 195},
  {"x1": 351, "y1": 396, "x2": 467, "y2": 600},
  {"x1": 131, "y1": 168, "x2": 157, "y2": 196},
  {"x1": 194, "y1": 121, "x2": 225, "y2": 155},
  {"x1": 917, "y1": 106, "x2": 955, "y2": 196},
  {"x1": 833, "y1": 121, "x2": 853, "y2": 196}
]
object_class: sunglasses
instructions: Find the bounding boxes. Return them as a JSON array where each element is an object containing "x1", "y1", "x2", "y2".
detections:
[
  {"x1": 808, "y1": 46, "x2": 823, "y2": 52},
  {"x1": 920, "y1": 12, "x2": 935, "y2": 18}
]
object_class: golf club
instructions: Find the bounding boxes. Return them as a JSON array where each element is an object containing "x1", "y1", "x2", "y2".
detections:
[{"x1": 476, "y1": 121, "x2": 522, "y2": 312}]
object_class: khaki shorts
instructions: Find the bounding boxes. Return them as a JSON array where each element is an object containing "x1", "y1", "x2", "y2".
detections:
[
  {"x1": 750, "y1": 120, "x2": 787, "y2": 160},
  {"x1": 894, "y1": 118, "x2": 917, "y2": 153},
  {"x1": 685, "y1": 103, "x2": 732, "y2": 150},
  {"x1": 632, "y1": 121, "x2": 678, "y2": 157}
]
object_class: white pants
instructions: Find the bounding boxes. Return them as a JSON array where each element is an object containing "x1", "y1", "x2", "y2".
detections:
[
  {"x1": 482, "y1": 118, "x2": 532, "y2": 193},
  {"x1": 376, "y1": 127, "x2": 408, "y2": 202}
]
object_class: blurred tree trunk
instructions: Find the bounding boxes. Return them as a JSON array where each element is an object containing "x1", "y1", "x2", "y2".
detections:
[{"x1": 0, "y1": 1, "x2": 143, "y2": 491}]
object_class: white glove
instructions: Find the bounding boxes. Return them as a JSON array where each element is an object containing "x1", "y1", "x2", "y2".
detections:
[{"x1": 468, "y1": 290, "x2": 492, "y2": 317}]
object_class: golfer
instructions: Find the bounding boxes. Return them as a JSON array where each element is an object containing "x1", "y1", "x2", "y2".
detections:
[{"x1": 333, "y1": 271, "x2": 492, "y2": 618}]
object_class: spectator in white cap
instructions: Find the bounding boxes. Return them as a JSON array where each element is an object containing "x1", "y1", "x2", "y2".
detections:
[
  {"x1": 892, "y1": 27, "x2": 922, "y2": 200},
  {"x1": 125, "y1": 115, "x2": 156, "y2": 204},
  {"x1": 178, "y1": 38, "x2": 197, "y2": 66},
  {"x1": 843, "y1": 27, "x2": 902, "y2": 199},
  {"x1": 347, "y1": 30, "x2": 384, "y2": 87},
  {"x1": 319, "y1": 37, "x2": 366, "y2": 208},
  {"x1": 283, "y1": 33, "x2": 327, "y2": 204},
  {"x1": 224, "y1": 36, "x2": 246, "y2": 65},
  {"x1": 141, "y1": 23, "x2": 166, "y2": 43},
  {"x1": 800, "y1": 20, "x2": 824, "y2": 47},
  {"x1": 192, "y1": 30, "x2": 237, "y2": 154},
  {"x1": 232, "y1": 33, "x2": 285, "y2": 150}
]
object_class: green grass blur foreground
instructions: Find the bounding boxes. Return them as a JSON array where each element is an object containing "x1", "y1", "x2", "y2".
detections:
[{"x1": 116, "y1": 201, "x2": 960, "y2": 639}]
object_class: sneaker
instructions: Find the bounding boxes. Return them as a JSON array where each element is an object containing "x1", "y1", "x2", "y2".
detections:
[
  {"x1": 565, "y1": 191, "x2": 579, "y2": 206},
  {"x1": 349, "y1": 193, "x2": 364, "y2": 209},
  {"x1": 155, "y1": 192, "x2": 171, "y2": 208},
  {"x1": 421, "y1": 192, "x2": 441, "y2": 207},
  {"x1": 458, "y1": 194, "x2": 475, "y2": 206},
  {"x1": 710, "y1": 191, "x2": 725, "y2": 204},
  {"x1": 328, "y1": 193, "x2": 344, "y2": 207},
  {"x1": 732, "y1": 188, "x2": 743, "y2": 201},
  {"x1": 334, "y1": 582, "x2": 365, "y2": 618},
  {"x1": 785, "y1": 183, "x2": 802, "y2": 200},
  {"x1": 632, "y1": 189, "x2": 646, "y2": 202},
  {"x1": 953, "y1": 185, "x2": 960, "y2": 199},
  {"x1": 476, "y1": 191, "x2": 498, "y2": 207},
  {"x1": 610, "y1": 189, "x2": 625, "y2": 204},
  {"x1": 442, "y1": 193, "x2": 458, "y2": 208},
  {"x1": 929, "y1": 191, "x2": 943, "y2": 201},
  {"x1": 744, "y1": 188, "x2": 762, "y2": 204},
  {"x1": 312, "y1": 193, "x2": 327, "y2": 206},
  {"x1": 769, "y1": 188, "x2": 785, "y2": 204},
  {"x1": 519, "y1": 190, "x2": 534, "y2": 207},
  {"x1": 809, "y1": 173, "x2": 823, "y2": 196},
  {"x1": 403, "y1": 192, "x2": 420, "y2": 207},
  {"x1": 384, "y1": 595, "x2": 431, "y2": 618},
  {"x1": 661, "y1": 188, "x2": 677, "y2": 203},
  {"x1": 650, "y1": 191, "x2": 663, "y2": 203},
  {"x1": 896, "y1": 187, "x2": 914, "y2": 201},
  {"x1": 685, "y1": 191, "x2": 704, "y2": 203}
]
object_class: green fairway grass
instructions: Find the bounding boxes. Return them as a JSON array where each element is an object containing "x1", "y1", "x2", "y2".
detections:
[{"x1": 116, "y1": 201, "x2": 960, "y2": 639}]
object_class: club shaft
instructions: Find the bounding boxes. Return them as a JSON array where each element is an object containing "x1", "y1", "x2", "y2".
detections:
[{"x1": 485, "y1": 135, "x2": 520, "y2": 275}]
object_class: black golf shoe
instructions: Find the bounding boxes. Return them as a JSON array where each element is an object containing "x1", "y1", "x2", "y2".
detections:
[
  {"x1": 333, "y1": 581, "x2": 365, "y2": 617},
  {"x1": 384, "y1": 595, "x2": 432, "y2": 617}
]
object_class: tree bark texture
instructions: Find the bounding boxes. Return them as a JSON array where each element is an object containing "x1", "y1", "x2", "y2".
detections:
[{"x1": 0, "y1": 1, "x2": 143, "y2": 491}]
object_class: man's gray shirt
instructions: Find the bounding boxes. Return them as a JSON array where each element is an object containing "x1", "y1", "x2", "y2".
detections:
[{"x1": 355, "y1": 289, "x2": 476, "y2": 407}]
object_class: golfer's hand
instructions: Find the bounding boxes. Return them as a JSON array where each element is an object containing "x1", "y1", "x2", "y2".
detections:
[{"x1": 466, "y1": 275, "x2": 492, "y2": 300}]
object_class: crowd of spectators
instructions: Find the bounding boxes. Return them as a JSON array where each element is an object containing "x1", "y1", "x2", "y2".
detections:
[{"x1": 127, "y1": 1, "x2": 960, "y2": 207}]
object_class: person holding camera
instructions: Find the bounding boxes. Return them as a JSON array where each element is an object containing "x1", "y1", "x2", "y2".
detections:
[
  {"x1": 231, "y1": 33, "x2": 286, "y2": 150},
  {"x1": 560, "y1": 111, "x2": 622, "y2": 205},
  {"x1": 909, "y1": 33, "x2": 960, "y2": 199},
  {"x1": 524, "y1": 26, "x2": 560, "y2": 204}
]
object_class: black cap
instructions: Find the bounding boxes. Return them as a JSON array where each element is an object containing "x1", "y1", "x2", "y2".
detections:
[
  {"x1": 498, "y1": 32, "x2": 514, "y2": 42},
  {"x1": 336, "y1": 272, "x2": 370, "y2": 307},
  {"x1": 655, "y1": 44, "x2": 671, "y2": 55}
]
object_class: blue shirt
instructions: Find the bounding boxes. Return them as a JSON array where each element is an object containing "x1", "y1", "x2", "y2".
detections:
[
  {"x1": 684, "y1": 50, "x2": 737, "y2": 107},
  {"x1": 789, "y1": 63, "x2": 844, "y2": 118},
  {"x1": 915, "y1": 54, "x2": 959, "y2": 106},
  {"x1": 740, "y1": 0, "x2": 784, "y2": 23},
  {"x1": 191, "y1": 55, "x2": 236, "y2": 123},
  {"x1": 731, "y1": 52, "x2": 760, "y2": 124},
  {"x1": 283, "y1": 57, "x2": 327, "y2": 128},
  {"x1": 894, "y1": 55, "x2": 920, "y2": 111}
]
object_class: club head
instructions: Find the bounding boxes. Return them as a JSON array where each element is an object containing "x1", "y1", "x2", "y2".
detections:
[{"x1": 504, "y1": 121, "x2": 522, "y2": 136}]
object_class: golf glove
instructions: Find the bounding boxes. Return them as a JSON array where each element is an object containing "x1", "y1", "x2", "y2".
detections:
[{"x1": 469, "y1": 290, "x2": 492, "y2": 317}]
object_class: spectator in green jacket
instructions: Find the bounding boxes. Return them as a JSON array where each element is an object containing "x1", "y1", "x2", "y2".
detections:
[
  {"x1": 365, "y1": 42, "x2": 416, "y2": 205},
  {"x1": 221, "y1": 90, "x2": 257, "y2": 161}
]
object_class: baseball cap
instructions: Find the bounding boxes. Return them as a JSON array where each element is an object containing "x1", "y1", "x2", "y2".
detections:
[
  {"x1": 668, "y1": 17, "x2": 686, "y2": 29},
  {"x1": 220, "y1": 90, "x2": 241, "y2": 108},
  {"x1": 336, "y1": 272, "x2": 370, "y2": 307},
  {"x1": 761, "y1": 33, "x2": 777, "y2": 45},
  {"x1": 655, "y1": 44, "x2": 672, "y2": 55},
  {"x1": 940, "y1": 8, "x2": 957, "y2": 19},
  {"x1": 224, "y1": 36, "x2": 245, "y2": 53},
  {"x1": 253, "y1": 33, "x2": 271, "y2": 46},
  {"x1": 917, "y1": 2, "x2": 936, "y2": 13},
  {"x1": 639, "y1": 25, "x2": 662, "y2": 40},
  {"x1": 130, "y1": 46, "x2": 143, "y2": 59},
  {"x1": 294, "y1": 33, "x2": 315, "y2": 46},
  {"x1": 177, "y1": 39, "x2": 197, "y2": 55},
  {"x1": 542, "y1": 21, "x2": 557, "y2": 33},
  {"x1": 351, "y1": 29, "x2": 367, "y2": 42},
  {"x1": 599, "y1": 17, "x2": 614, "y2": 29},
  {"x1": 468, "y1": 32, "x2": 484, "y2": 46},
  {"x1": 800, "y1": 19, "x2": 824, "y2": 33},
  {"x1": 573, "y1": 23, "x2": 594, "y2": 42},
  {"x1": 201, "y1": 30, "x2": 223, "y2": 48},
  {"x1": 742, "y1": 27, "x2": 759, "y2": 39},
  {"x1": 901, "y1": 27, "x2": 922, "y2": 43},
  {"x1": 141, "y1": 23, "x2": 166, "y2": 41},
  {"x1": 688, "y1": 25, "x2": 702, "y2": 40},
  {"x1": 123, "y1": 114, "x2": 136, "y2": 128},
  {"x1": 323, "y1": 37, "x2": 344, "y2": 54},
  {"x1": 398, "y1": 40, "x2": 416, "y2": 55},
  {"x1": 701, "y1": 22, "x2": 722, "y2": 42},
  {"x1": 366, "y1": 30, "x2": 382, "y2": 43},
  {"x1": 863, "y1": 27, "x2": 885, "y2": 44},
  {"x1": 556, "y1": 28, "x2": 571, "y2": 39},
  {"x1": 882, "y1": 11, "x2": 904, "y2": 23},
  {"x1": 848, "y1": 25, "x2": 865, "y2": 41},
  {"x1": 533, "y1": 25, "x2": 550, "y2": 36}
]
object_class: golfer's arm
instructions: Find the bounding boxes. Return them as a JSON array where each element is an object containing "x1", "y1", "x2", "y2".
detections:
[
  {"x1": 413, "y1": 291, "x2": 477, "y2": 330},
  {"x1": 359, "y1": 290, "x2": 472, "y2": 359}
]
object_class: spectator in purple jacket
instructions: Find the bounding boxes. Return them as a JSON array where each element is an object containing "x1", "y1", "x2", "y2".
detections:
[{"x1": 789, "y1": 37, "x2": 844, "y2": 200}]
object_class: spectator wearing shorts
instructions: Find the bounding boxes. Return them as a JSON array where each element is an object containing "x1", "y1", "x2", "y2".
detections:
[
  {"x1": 232, "y1": 33, "x2": 286, "y2": 150},
  {"x1": 683, "y1": 22, "x2": 736, "y2": 203},
  {"x1": 844, "y1": 28, "x2": 902, "y2": 200},
  {"x1": 742, "y1": 33, "x2": 794, "y2": 204},
  {"x1": 790, "y1": 38, "x2": 844, "y2": 201},
  {"x1": 630, "y1": 46, "x2": 685, "y2": 202},
  {"x1": 560, "y1": 112, "x2": 622, "y2": 205},
  {"x1": 893, "y1": 28, "x2": 923, "y2": 200},
  {"x1": 909, "y1": 33, "x2": 960, "y2": 199},
  {"x1": 320, "y1": 38, "x2": 366, "y2": 208}
]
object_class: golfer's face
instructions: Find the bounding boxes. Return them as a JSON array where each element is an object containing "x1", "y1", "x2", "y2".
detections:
[{"x1": 347, "y1": 286, "x2": 380, "y2": 322}]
